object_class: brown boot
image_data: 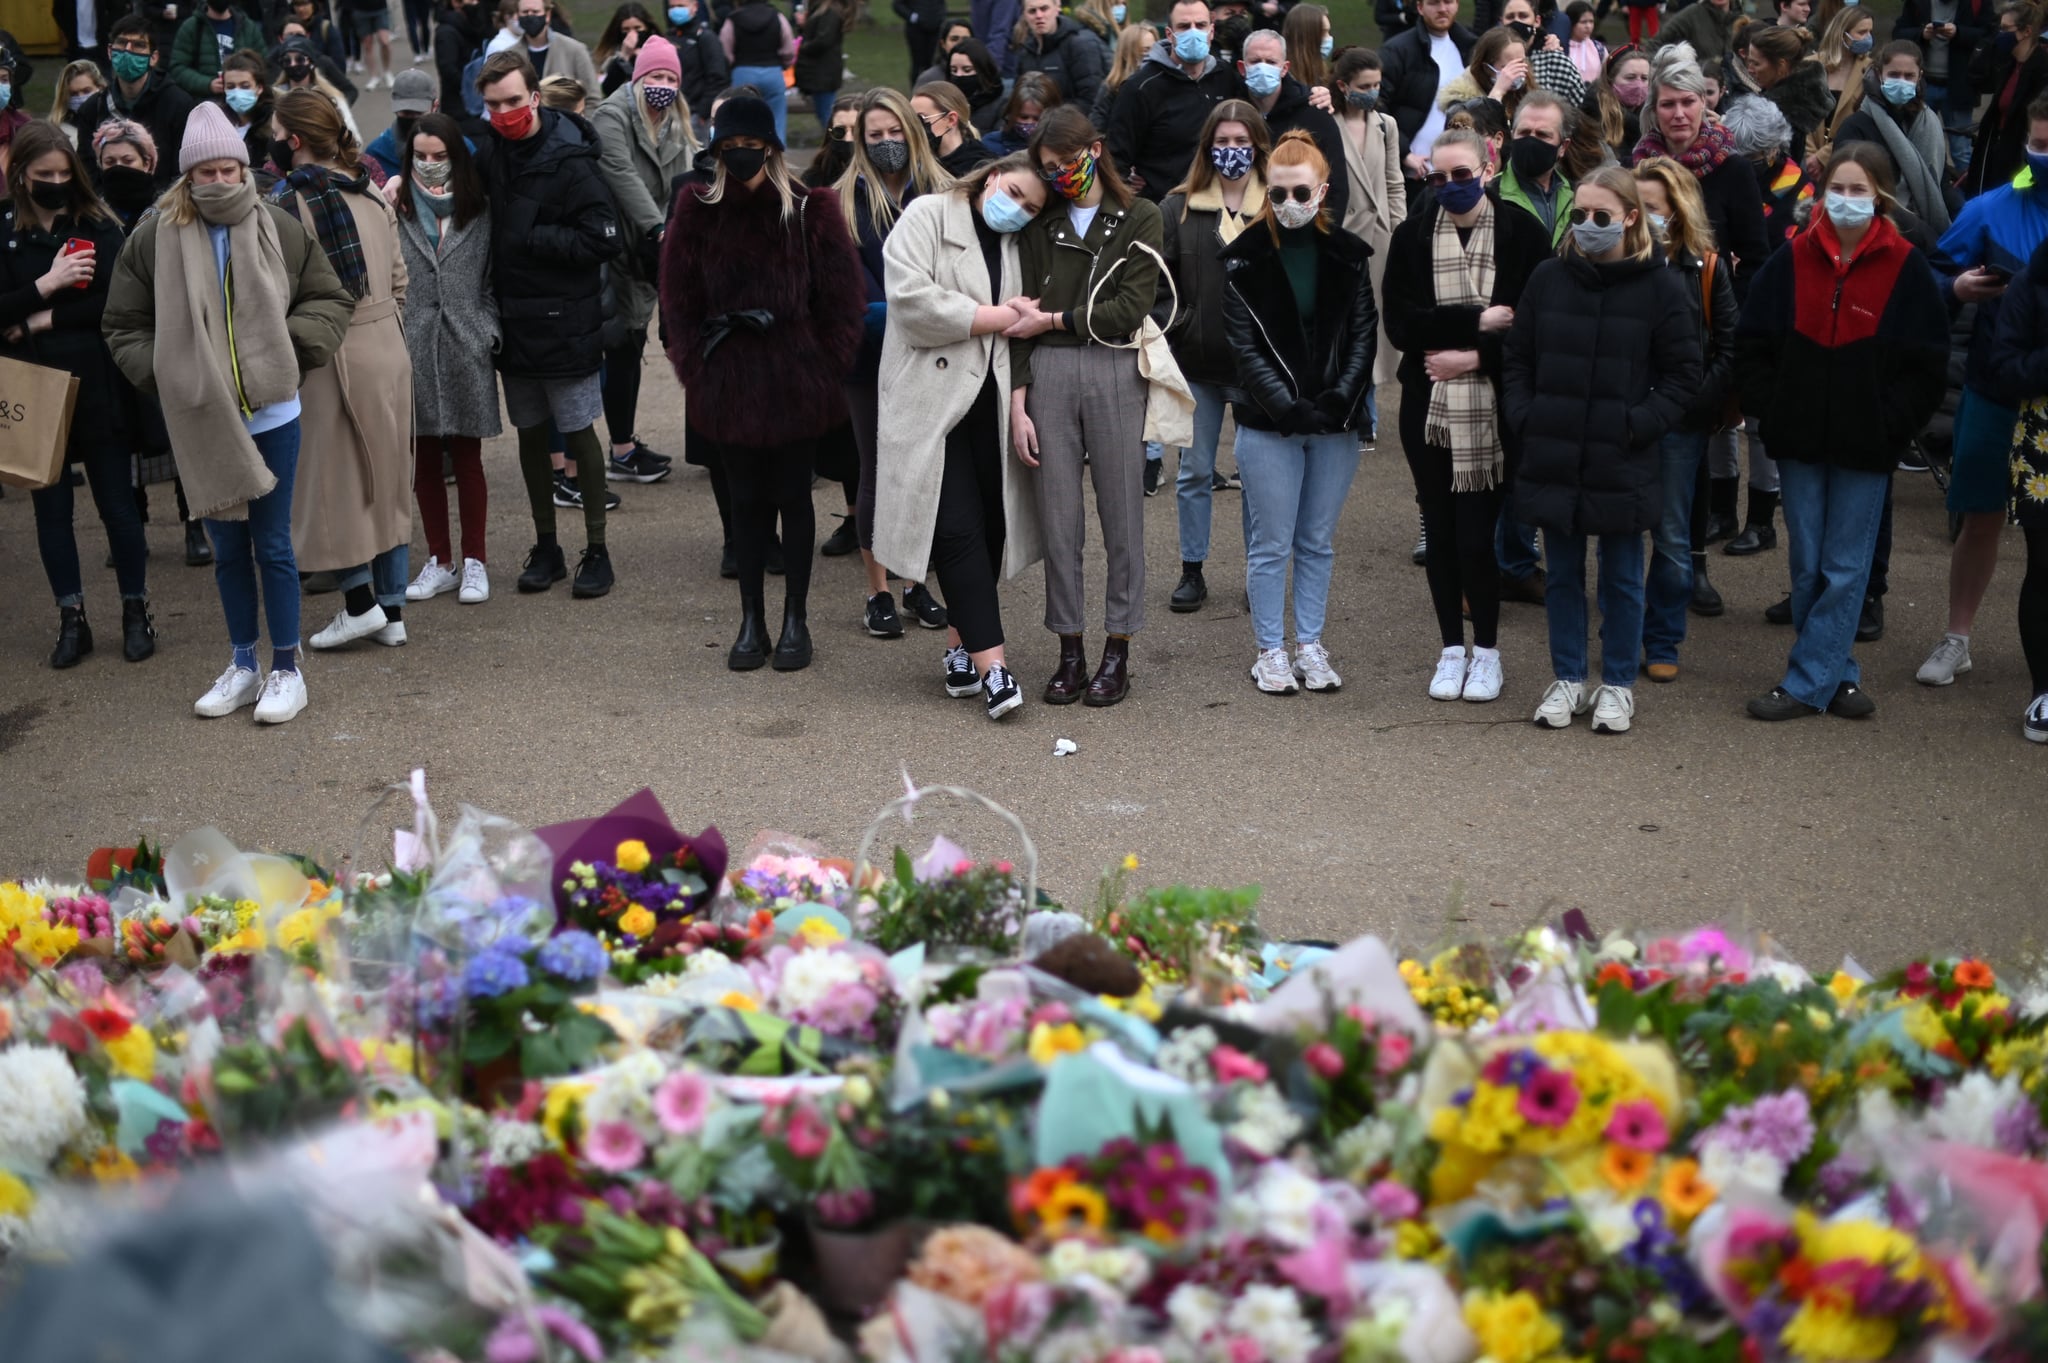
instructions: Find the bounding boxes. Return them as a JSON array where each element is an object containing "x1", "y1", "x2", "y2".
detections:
[
  {"x1": 1044, "y1": 633, "x2": 1088, "y2": 705},
  {"x1": 1084, "y1": 635, "x2": 1131, "y2": 707}
]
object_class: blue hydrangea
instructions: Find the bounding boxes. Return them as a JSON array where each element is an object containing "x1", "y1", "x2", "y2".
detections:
[
  {"x1": 463, "y1": 947, "x2": 532, "y2": 999},
  {"x1": 536, "y1": 930, "x2": 609, "y2": 983}
]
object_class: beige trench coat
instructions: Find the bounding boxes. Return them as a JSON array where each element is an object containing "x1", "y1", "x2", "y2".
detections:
[
  {"x1": 872, "y1": 191, "x2": 1045, "y2": 585},
  {"x1": 1340, "y1": 109, "x2": 1406, "y2": 389},
  {"x1": 289, "y1": 184, "x2": 414, "y2": 572}
]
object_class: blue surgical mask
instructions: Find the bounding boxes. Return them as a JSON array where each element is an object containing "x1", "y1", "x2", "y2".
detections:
[
  {"x1": 1435, "y1": 174, "x2": 1486, "y2": 214},
  {"x1": 225, "y1": 87, "x2": 259, "y2": 114},
  {"x1": 1111, "y1": 2, "x2": 1125, "y2": 17},
  {"x1": 1847, "y1": 34, "x2": 1873, "y2": 53},
  {"x1": 1174, "y1": 26, "x2": 1210, "y2": 61},
  {"x1": 1244, "y1": 61, "x2": 1282, "y2": 96},
  {"x1": 1881, "y1": 77, "x2": 1918, "y2": 105},
  {"x1": 0, "y1": 84, "x2": 12, "y2": 108},
  {"x1": 1210, "y1": 143, "x2": 1254, "y2": 179},
  {"x1": 1824, "y1": 189, "x2": 1875, "y2": 226},
  {"x1": 1648, "y1": 210, "x2": 1668, "y2": 236},
  {"x1": 67, "y1": 92, "x2": 91, "y2": 113},
  {"x1": 1320, "y1": 35, "x2": 1333, "y2": 57},
  {"x1": 1571, "y1": 218, "x2": 1626, "y2": 254},
  {"x1": 668, "y1": 3, "x2": 690, "y2": 20},
  {"x1": 981, "y1": 186, "x2": 1033, "y2": 232}
]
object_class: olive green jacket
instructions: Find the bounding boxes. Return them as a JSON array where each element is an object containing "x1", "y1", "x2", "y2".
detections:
[{"x1": 1012, "y1": 193, "x2": 1163, "y2": 388}]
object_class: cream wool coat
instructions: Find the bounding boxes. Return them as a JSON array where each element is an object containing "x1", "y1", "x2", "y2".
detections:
[
  {"x1": 288, "y1": 183, "x2": 415, "y2": 572},
  {"x1": 1339, "y1": 109, "x2": 1406, "y2": 388},
  {"x1": 872, "y1": 191, "x2": 1045, "y2": 585}
]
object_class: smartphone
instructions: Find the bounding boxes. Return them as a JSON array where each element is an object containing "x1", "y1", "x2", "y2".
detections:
[
  {"x1": 1981, "y1": 264, "x2": 2015, "y2": 284},
  {"x1": 60, "y1": 237, "x2": 94, "y2": 289}
]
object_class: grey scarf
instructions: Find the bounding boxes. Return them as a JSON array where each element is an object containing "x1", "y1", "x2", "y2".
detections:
[{"x1": 1870, "y1": 102, "x2": 1952, "y2": 236}]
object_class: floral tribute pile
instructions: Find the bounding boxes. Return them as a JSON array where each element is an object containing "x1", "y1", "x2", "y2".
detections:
[{"x1": 2, "y1": 777, "x2": 2047, "y2": 1363}]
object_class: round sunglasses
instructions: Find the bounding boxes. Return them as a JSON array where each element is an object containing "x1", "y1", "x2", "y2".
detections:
[
  {"x1": 1568, "y1": 207, "x2": 1626, "y2": 227},
  {"x1": 1424, "y1": 166, "x2": 1481, "y2": 187},
  {"x1": 1267, "y1": 185, "x2": 1320, "y2": 205}
]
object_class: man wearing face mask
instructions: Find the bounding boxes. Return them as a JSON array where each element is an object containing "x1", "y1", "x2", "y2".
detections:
[
  {"x1": 664, "y1": 0, "x2": 733, "y2": 124},
  {"x1": 1108, "y1": 0, "x2": 1243, "y2": 201},
  {"x1": 436, "y1": 0, "x2": 494, "y2": 111},
  {"x1": 1493, "y1": 89, "x2": 1573, "y2": 245},
  {"x1": 471, "y1": 50, "x2": 625, "y2": 600},
  {"x1": 364, "y1": 69, "x2": 475, "y2": 176},
  {"x1": 77, "y1": 18, "x2": 197, "y2": 190},
  {"x1": 1014, "y1": 0, "x2": 1109, "y2": 105},
  {"x1": 1236, "y1": 29, "x2": 1349, "y2": 222},
  {"x1": 513, "y1": 0, "x2": 602, "y2": 93},
  {"x1": 1379, "y1": 0, "x2": 1479, "y2": 208},
  {"x1": 167, "y1": 0, "x2": 264, "y2": 100}
]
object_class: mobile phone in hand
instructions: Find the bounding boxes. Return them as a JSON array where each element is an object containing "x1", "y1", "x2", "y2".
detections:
[{"x1": 61, "y1": 237, "x2": 94, "y2": 289}]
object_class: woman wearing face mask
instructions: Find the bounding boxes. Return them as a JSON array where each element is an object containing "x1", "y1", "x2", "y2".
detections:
[
  {"x1": 1594, "y1": 46, "x2": 1650, "y2": 162},
  {"x1": 267, "y1": 90, "x2": 415, "y2": 654},
  {"x1": 873, "y1": 154, "x2": 1051, "y2": 721},
  {"x1": 1633, "y1": 45, "x2": 1768, "y2": 293},
  {"x1": 396, "y1": 114, "x2": 500, "y2": 608},
  {"x1": 50, "y1": 61, "x2": 105, "y2": 150},
  {"x1": 915, "y1": 19, "x2": 977, "y2": 89},
  {"x1": 1504, "y1": 166, "x2": 1701, "y2": 734},
  {"x1": 948, "y1": 38, "x2": 1010, "y2": 135},
  {"x1": 272, "y1": 36, "x2": 362, "y2": 142},
  {"x1": 1635, "y1": 155, "x2": 1738, "y2": 674},
  {"x1": 661, "y1": 95, "x2": 866, "y2": 672},
  {"x1": 1500, "y1": 0, "x2": 1565, "y2": 53},
  {"x1": 1004, "y1": 104, "x2": 1163, "y2": 708},
  {"x1": 913, "y1": 82, "x2": 995, "y2": 177},
  {"x1": 594, "y1": 1, "x2": 657, "y2": 96},
  {"x1": 1738, "y1": 144, "x2": 1946, "y2": 721},
  {"x1": 1218, "y1": 130, "x2": 1378, "y2": 696},
  {"x1": 1335, "y1": 49, "x2": 1405, "y2": 453},
  {"x1": 1818, "y1": 7, "x2": 1876, "y2": 127},
  {"x1": 984, "y1": 71, "x2": 1062, "y2": 159},
  {"x1": 1441, "y1": 29, "x2": 1529, "y2": 126},
  {"x1": 1157, "y1": 101, "x2": 1269, "y2": 616},
  {"x1": 1967, "y1": 0, "x2": 2048, "y2": 195},
  {"x1": 1282, "y1": 4, "x2": 1334, "y2": 89},
  {"x1": 102, "y1": 102, "x2": 355, "y2": 724},
  {"x1": 2, "y1": 121, "x2": 154, "y2": 669},
  {"x1": 1093, "y1": 25, "x2": 1152, "y2": 130},
  {"x1": 1384, "y1": 129, "x2": 1552, "y2": 705},
  {"x1": 1832, "y1": 42, "x2": 1956, "y2": 236},
  {"x1": 804, "y1": 99, "x2": 862, "y2": 567},
  {"x1": 833, "y1": 85, "x2": 955, "y2": 640},
  {"x1": 218, "y1": 51, "x2": 280, "y2": 191}
]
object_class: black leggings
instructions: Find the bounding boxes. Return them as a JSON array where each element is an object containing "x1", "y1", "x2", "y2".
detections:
[
  {"x1": 1401, "y1": 387, "x2": 1503, "y2": 649},
  {"x1": 932, "y1": 379, "x2": 1007, "y2": 653},
  {"x1": 722, "y1": 440, "x2": 816, "y2": 607},
  {"x1": 603, "y1": 326, "x2": 647, "y2": 448},
  {"x1": 2023, "y1": 522, "x2": 2048, "y2": 695}
]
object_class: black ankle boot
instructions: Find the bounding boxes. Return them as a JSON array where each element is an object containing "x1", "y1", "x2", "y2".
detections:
[
  {"x1": 1170, "y1": 561, "x2": 1207, "y2": 613},
  {"x1": 772, "y1": 603, "x2": 813, "y2": 671},
  {"x1": 121, "y1": 599, "x2": 156, "y2": 662},
  {"x1": 52, "y1": 604, "x2": 93, "y2": 669},
  {"x1": 1703, "y1": 476, "x2": 1741, "y2": 545},
  {"x1": 728, "y1": 593, "x2": 770, "y2": 670},
  {"x1": 1725, "y1": 489, "x2": 1779, "y2": 556},
  {"x1": 184, "y1": 520, "x2": 213, "y2": 566},
  {"x1": 1688, "y1": 553, "x2": 1724, "y2": 617}
]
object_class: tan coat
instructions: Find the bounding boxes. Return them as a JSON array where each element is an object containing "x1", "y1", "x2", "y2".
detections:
[
  {"x1": 1340, "y1": 109, "x2": 1406, "y2": 388},
  {"x1": 288, "y1": 184, "x2": 415, "y2": 572},
  {"x1": 873, "y1": 191, "x2": 1045, "y2": 584}
]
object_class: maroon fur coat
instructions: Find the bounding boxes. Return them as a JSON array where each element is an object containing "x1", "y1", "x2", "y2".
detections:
[{"x1": 660, "y1": 177, "x2": 865, "y2": 447}]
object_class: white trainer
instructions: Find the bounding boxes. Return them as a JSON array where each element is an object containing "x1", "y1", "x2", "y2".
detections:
[
  {"x1": 1590, "y1": 683, "x2": 1635, "y2": 734},
  {"x1": 253, "y1": 669, "x2": 307, "y2": 725},
  {"x1": 1429, "y1": 646, "x2": 1468, "y2": 700},
  {"x1": 1251, "y1": 647, "x2": 1299, "y2": 694},
  {"x1": 194, "y1": 664, "x2": 262, "y2": 718},
  {"x1": 1293, "y1": 640, "x2": 1342, "y2": 692},
  {"x1": 310, "y1": 604, "x2": 389, "y2": 650},
  {"x1": 1462, "y1": 648, "x2": 1504, "y2": 702},
  {"x1": 405, "y1": 556, "x2": 458, "y2": 601},
  {"x1": 1915, "y1": 634, "x2": 1972, "y2": 686},
  {"x1": 1533, "y1": 679, "x2": 1587, "y2": 728},
  {"x1": 458, "y1": 557, "x2": 490, "y2": 603},
  {"x1": 373, "y1": 621, "x2": 408, "y2": 646}
]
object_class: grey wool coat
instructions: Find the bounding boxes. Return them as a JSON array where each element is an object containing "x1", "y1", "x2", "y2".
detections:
[
  {"x1": 590, "y1": 82, "x2": 696, "y2": 330},
  {"x1": 873, "y1": 190, "x2": 1045, "y2": 584},
  {"x1": 396, "y1": 203, "x2": 502, "y2": 440}
]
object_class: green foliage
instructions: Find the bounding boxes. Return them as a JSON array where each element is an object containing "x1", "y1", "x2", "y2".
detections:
[
  {"x1": 864, "y1": 847, "x2": 1027, "y2": 956},
  {"x1": 210, "y1": 1014, "x2": 359, "y2": 1139},
  {"x1": 1095, "y1": 879, "x2": 1262, "y2": 982}
]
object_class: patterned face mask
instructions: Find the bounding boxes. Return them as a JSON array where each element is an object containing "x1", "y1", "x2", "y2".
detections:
[{"x1": 1046, "y1": 148, "x2": 1097, "y2": 201}]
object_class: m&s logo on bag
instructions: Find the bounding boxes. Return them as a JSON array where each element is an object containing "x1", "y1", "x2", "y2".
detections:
[{"x1": 0, "y1": 398, "x2": 29, "y2": 426}]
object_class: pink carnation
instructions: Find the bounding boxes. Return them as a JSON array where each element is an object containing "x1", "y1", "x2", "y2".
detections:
[
  {"x1": 1212, "y1": 1044, "x2": 1268, "y2": 1085},
  {"x1": 787, "y1": 1103, "x2": 831, "y2": 1160},
  {"x1": 1366, "y1": 1179, "x2": 1420, "y2": 1223},
  {"x1": 653, "y1": 1070, "x2": 711, "y2": 1136},
  {"x1": 584, "y1": 1120, "x2": 646, "y2": 1173},
  {"x1": 1375, "y1": 1031, "x2": 1414, "y2": 1074},
  {"x1": 1303, "y1": 1043, "x2": 1345, "y2": 1079},
  {"x1": 485, "y1": 1305, "x2": 603, "y2": 1363}
]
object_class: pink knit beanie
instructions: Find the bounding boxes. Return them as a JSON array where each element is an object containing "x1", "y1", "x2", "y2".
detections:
[
  {"x1": 179, "y1": 101, "x2": 250, "y2": 173},
  {"x1": 633, "y1": 35, "x2": 683, "y2": 84}
]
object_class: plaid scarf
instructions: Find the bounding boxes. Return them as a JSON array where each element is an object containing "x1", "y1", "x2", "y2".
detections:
[
  {"x1": 272, "y1": 164, "x2": 369, "y2": 298},
  {"x1": 1632, "y1": 118, "x2": 1735, "y2": 179},
  {"x1": 1425, "y1": 198, "x2": 1503, "y2": 491}
]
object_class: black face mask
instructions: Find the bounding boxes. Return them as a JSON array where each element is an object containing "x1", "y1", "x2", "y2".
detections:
[
  {"x1": 720, "y1": 145, "x2": 767, "y2": 182},
  {"x1": 810, "y1": 136, "x2": 852, "y2": 183},
  {"x1": 284, "y1": 61, "x2": 312, "y2": 82},
  {"x1": 1509, "y1": 134, "x2": 1559, "y2": 181},
  {"x1": 272, "y1": 145, "x2": 295, "y2": 177},
  {"x1": 29, "y1": 180, "x2": 74, "y2": 211},
  {"x1": 100, "y1": 164, "x2": 156, "y2": 210},
  {"x1": 518, "y1": 14, "x2": 549, "y2": 37},
  {"x1": 1506, "y1": 19, "x2": 1537, "y2": 43}
]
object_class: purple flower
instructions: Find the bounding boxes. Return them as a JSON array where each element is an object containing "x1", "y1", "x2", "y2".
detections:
[
  {"x1": 464, "y1": 947, "x2": 532, "y2": 999},
  {"x1": 537, "y1": 930, "x2": 609, "y2": 983},
  {"x1": 1699, "y1": 1089, "x2": 1814, "y2": 1165},
  {"x1": 1996, "y1": 1101, "x2": 2046, "y2": 1157},
  {"x1": 815, "y1": 1187, "x2": 875, "y2": 1227},
  {"x1": 143, "y1": 1118, "x2": 186, "y2": 1165}
]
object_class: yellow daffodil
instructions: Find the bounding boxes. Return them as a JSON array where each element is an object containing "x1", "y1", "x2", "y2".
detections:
[
  {"x1": 795, "y1": 916, "x2": 844, "y2": 948},
  {"x1": 89, "y1": 1147, "x2": 140, "y2": 1184},
  {"x1": 1028, "y1": 1021, "x2": 1087, "y2": 1067},
  {"x1": 1463, "y1": 1289, "x2": 1563, "y2": 1363},
  {"x1": 103, "y1": 1026, "x2": 156, "y2": 1081},
  {"x1": 1828, "y1": 971, "x2": 1864, "y2": 1006}
]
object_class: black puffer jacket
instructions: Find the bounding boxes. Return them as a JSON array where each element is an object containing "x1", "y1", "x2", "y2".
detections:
[
  {"x1": 1258, "y1": 77, "x2": 1351, "y2": 227},
  {"x1": 475, "y1": 108, "x2": 624, "y2": 380},
  {"x1": 1218, "y1": 222, "x2": 1379, "y2": 435},
  {"x1": 1763, "y1": 59, "x2": 1835, "y2": 161},
  {"x1": 1378, "y1": 22, "x2": 1478, "y2": 164},
  {"x1": 1669, "y1": 246, "x2": 1738, "y2": 431},
  {"x1": 1014, "y1": 15, "x2": 1109, "y2": 107},
  {"x1": 1503, "y1": 252, "x2": 1702, "y2": 536},
  {"x1": 1155, "y1": 191, "x2": 1253, "y2": 386}
]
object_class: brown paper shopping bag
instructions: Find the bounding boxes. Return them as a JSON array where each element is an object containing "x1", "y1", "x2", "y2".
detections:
[{"x1": 0, "y1": 355, "x2": 82, "y2": 489}]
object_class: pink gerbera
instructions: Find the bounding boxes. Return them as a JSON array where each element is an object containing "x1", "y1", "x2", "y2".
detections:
[
  {"x1": 583, "y1": 1120, "x2": 646, "y2": 1173},
  {"x1": 1604, "y1": 1098, "x2": 1670, "y2": 1152},
  {"x1": 653, "y1": 1070, "x2": 712, "y2": 1136},
  {"x1": 787, "y1": 1103, "x2": 832, "y2": 1160},
  {"x1": 1517, "y1": 1065, "x2": 1580, "y2": 1129}
]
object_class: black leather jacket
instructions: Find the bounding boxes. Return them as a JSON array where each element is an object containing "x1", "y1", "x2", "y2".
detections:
[{"x1": 1218, "y1": 221, "x2": 1379, "y2": 434}]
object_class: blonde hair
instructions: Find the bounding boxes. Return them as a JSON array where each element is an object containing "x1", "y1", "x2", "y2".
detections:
[
  {"x1": 1818, "y1": 4, "x2": 1874, "y2": 69},
  {"x1": 1567, "y1": 165, "x2": 1656, "y2": 261},
  {"x1": 699, "y1": 145, "x2": 802, "y2": 221},
  {"x1": 1633, "y1": 155, "x2": 1716, "y2": 262},
  {"x1": 1105, "y1": 24, "x2": 1152, "y2": 94},
  {"x1": 155, "y1": 165, "x2": 246, "y2": 227},
  {"x1": 1258, "y1": 128, "x2": 1333, "y2": 238},
  {"x1": 638, "y1": 79, "x2": 699, "y2": 156},
  {"x1": 50, "y1": 60, "x2": 106, "y2": 124},
  {"x1": 835, "y1": 86, "x2": 953, "y2": 240},
  {"x1": 539, "y1": 74, "x2": 588, "y2": 110},
  {"x1": 913, "y1": 80, "x2": 979, "y2": 141}
]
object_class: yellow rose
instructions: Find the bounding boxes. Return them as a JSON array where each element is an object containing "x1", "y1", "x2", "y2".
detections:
[
  {"x1": 1028, "y1": 1022, "x2": 1087, "y2": 1067},
  {"x1": 541, "y1": 1080, "x2": 593, "y2": 1148},
  {"x1": 104, "y1": 1027, "x2": 156, "y2": 1081},
  {"x1": 795, "y1": 916, "x2": 844, "y2": 948},
  {"x1": 615, "y1": 840, "x2": 653, "y2": 874},
  {"x1": 618, "y1": 905, "x2": 657, "y2": 938},
  {"x1": 1463, "y1": 1290, "x2": 1563, "y2": 1363}
]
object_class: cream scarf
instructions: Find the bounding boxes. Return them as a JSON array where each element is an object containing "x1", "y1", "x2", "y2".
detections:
[
  {"x1": 1186, "y1": 169, "x2": 1265, "y2": 247},
  {"x1": 1425, "y1": 198, "x2": 1504, "y2": 492}
]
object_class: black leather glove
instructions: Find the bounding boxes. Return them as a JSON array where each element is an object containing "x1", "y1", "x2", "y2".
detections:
[
  {"x1": 1286, "y1": 399, "x2": 1320, "y2": 432},
  {"x1": 1315, "y1": 392, "x2": 1352, "y2": 430}
]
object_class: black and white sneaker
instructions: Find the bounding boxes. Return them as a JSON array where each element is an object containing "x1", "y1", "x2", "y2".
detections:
[
  {"x1": 1410, "y1": 511, "x2": 1428, "y2": 566},
  {"x1": 554, "y1": 471, "x2": 622, "y2": 511},
  {"x1": 2026, "y1": 692, "x2": 2048, "y2": 744},
  {"x1": 865, "y1": 591, "x2": 904, "y2": 638},
  {"x1": 1143, "y1": 458, "x2": 1164, "y2": 496},
  {"x1": 903, "y1": 582, "x2": 948, "y2": 629},
  {"x1": 1211, "y1": 468, "x2": 1242, "y2": 491},
  {"x1": 943, "y1": 645, "x2": 980, "y2": 697},
  {"x1": 607, "y1": 446, "x2": 673, "y2": 483},
  {"x1": 982, "y1": 663, "x2": 1022, "y2": 719}
]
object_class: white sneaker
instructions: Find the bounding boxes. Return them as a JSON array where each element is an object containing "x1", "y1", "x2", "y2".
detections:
[
  {"x1": 1915, "y1": 634, "x2": 1972, "y2": 686},
  {"x1": 405, "y1": 557, "x2": 458, "y2": 601},
  {"x1": 458, "y1": 557, "x2": 490, "y2": 603},
  {"x1": 1462, "y1": 647, "x2": 1503, "y2": 702},
  {"x1": 1590, "y1": 683, "x2": 1634, "y2": 734},
  {"x1": 253, "y1": 669, "x2": 307, "y2": 725},
  {"x1": 1251, "y1": 647, "x2": 1299, "y2": 694},
  {"x1": 1429, "y1": 646, "x2": 1468, "y2": 700},
  {"x1": 310, "y1": 604, "x2": 389, "y2": 650},
  {"x1": 373, "y1": 620, "x2": 408, "y2": 646},
  {"x1": 194, "y1": 664, "x2": 261, "y2": 718},
  {"x1": 1293, "y1": 640, "x2": 1342, "y2": 692},
  {"x1": 1533, "y1": 679, "x2": 1587, "y2": 728}
]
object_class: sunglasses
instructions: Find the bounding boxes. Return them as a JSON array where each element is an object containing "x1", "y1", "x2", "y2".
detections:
[
  {"x1": 1568, "y1": 207, "x2": 1624, "y2": 226},
  {"x1": 1424, "y1": 166, "x2": 1480, "y2": 186},
  {"x1": 828, "y1": 125, "x2": 851, "y2": 140},
  {"x1": 1267, "y1": 185, "x2": 1318, "y2": 204}
]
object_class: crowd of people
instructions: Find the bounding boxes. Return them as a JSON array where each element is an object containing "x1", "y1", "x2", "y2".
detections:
[{"x1": 2, "y1": 0, "x2": 2045, "y2": 742}]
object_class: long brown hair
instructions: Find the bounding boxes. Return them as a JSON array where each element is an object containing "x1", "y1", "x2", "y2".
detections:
[
  {"x1": 913, "y1": 79, "x2": 979, "y2": 140},
  {"x1": 1465, "y1": 27, "x2": 1526, "y2": 120},
  {"x1": 1633, "y1": 155, "x2": 1716, "y2": 261},
  {"x1": 1169, "y1": 98, "x2": 1270, "y2": 205},
  {"x1": 1282, "y1": 4, "x2": 1330, "y2": 88},
  {"x1": 7, "y1": 119, "x2": 116, "y2": 226},
  {"x1": 274, "y1": 86, "x2": 363, "y2": 173},
  {"x1": 395, "y1": 111, "x2": 486, "y2": 230},
  {"x1": 1028, "y1": 104, "x2": 1132, "y2": 209},
  {"x1": 1258, "y1": 128, "x2": 1332, "y2": 239}
]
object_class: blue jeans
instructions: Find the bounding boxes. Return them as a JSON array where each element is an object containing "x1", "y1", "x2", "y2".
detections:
[
  {"x1": 206, "y1": 421, "x2": 302, "y2": 652},
  {"x1": 1927, "y1": 82, "x2": 1974, "y2": 175},
  {"x1": 1777, "y1": 459, "x2": 1889, "y2": 709},
  {"x1": 1173, "y1": 380, "x2": 1230, "y2": 564},
  {"x1": 730, "y1": 65, "x2": 788, "y2": 145},
  {"x1": 1236, "y1": 426, "x2": 1361, "y2": 649},
  {"x1": 1364, "y1": 383, "x2": 1379, "y2": 437},
  {"x1": 807, "y1": 90, "x2": 837, "y2": 127},
  {"x1": 1544, "y1": 530, "x2": 1647, "y2": 686},
  {"x1": 338, "y1": 544, "x2": 412, "y2": 612},
  {"x1": 1496, "y1": 503, "x2": 1540, "y2": 580},
  {"x1": 1643, "y1": 429, "x2": 1708, "y2": 665},
  {"x1": 32, "y1": 447, "x2": 148, "y2": 606}
]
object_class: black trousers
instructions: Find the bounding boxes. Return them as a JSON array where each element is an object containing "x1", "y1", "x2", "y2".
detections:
[
  {"x1": 905, "y1": 23, "x2": 938, "y2": 86},
  {"x1": 1401, "y1": 379, "x2": 1504, "y2": 650},
  {"x1": 603, "y1": 325, "x2": 647, "y2": 449},
  {"x1": 931, "y1": 377, "x2": 1007, "y2": 653},
  {"x1": 2023, "y1": 522, "x2": 2048, "y2": 695},
  {"x1": 721, "y1": 439, "x2": 816, "y2": 607}
]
